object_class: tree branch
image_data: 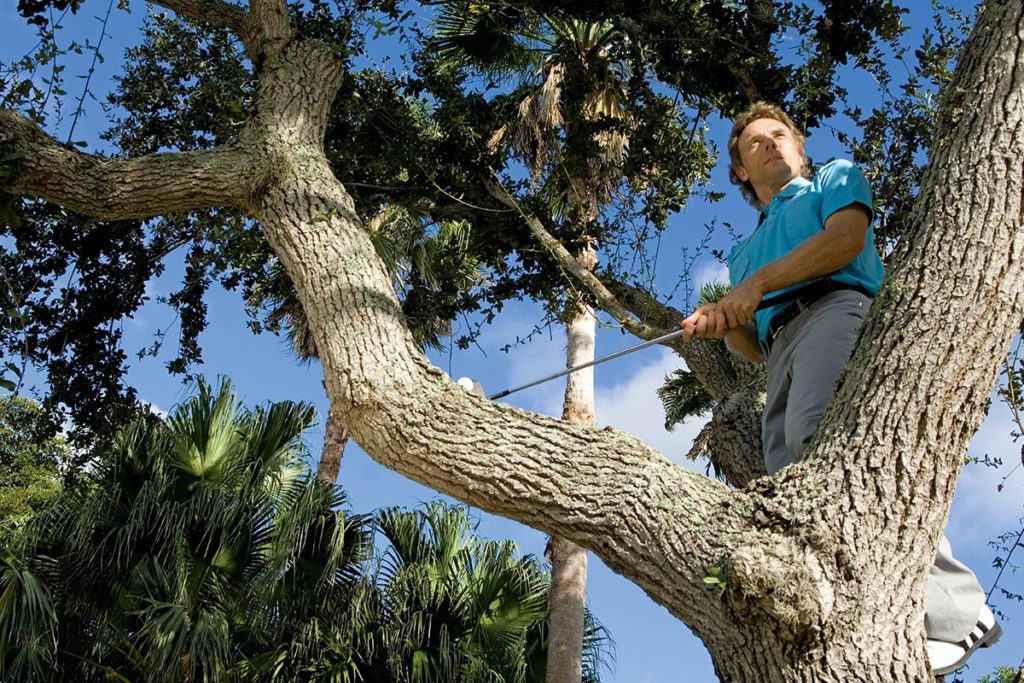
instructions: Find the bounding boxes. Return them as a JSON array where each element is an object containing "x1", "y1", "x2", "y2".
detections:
[
  {"x1": 486, "y1": 180, "x2": 663, "y2": 337},
  {"x1": 0, "y1": 109, "x2": 253, "y2": 220},
  {"x1": 150, "y1": 0, "x2": 258, "y2": 57},
  {"x1": 249, "y1": 0, "x2": 291, "y2": 59}
]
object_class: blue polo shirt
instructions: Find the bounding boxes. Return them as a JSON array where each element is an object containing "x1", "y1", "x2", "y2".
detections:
[{"x1": 727, "y1": 159, "x2": 885, "y2": 347}]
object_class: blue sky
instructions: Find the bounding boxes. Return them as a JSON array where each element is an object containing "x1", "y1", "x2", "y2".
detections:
[{"x1": 2, "y1": 0, "x2": 1021, "y2": 680}]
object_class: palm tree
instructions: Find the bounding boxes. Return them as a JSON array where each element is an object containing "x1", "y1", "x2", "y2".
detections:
[
  {"x1": 433, "y1": 8, "x2": 630, "y2": 681},
  {"x1": 0, "y1": 381, "x2": 612, "y2": 682},
  {"x1": 374, "y1": 500, "x2": 612, "y2": 683},
  {"x1": 0, "y1": 378, "x2": 374, "y2": 682}
]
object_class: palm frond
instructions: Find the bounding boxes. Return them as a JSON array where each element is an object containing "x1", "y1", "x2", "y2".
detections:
[
  {"x1": 581, "y1": 607, "x2": 615, "y2": 683},
  {"x1": 431, "y1": 2, "x2": 543, "y2": 79},
  {"x1": 698, "y1": 280, "x2": 731, "y2": 305},
  {"x1": 167, "y1": 378, "x2": 244, "y2": 488},
  {"x1": 241, "y1": 399, "x2": 317, "y2": 485},
  {"x1": 0, "y1": 549, "x2": 57, "y2": 679},
  {"x1": 658, "y1": 369, "x2": 716, "y2": 430}
]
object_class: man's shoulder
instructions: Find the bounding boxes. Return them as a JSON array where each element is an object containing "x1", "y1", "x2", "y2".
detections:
[{"x1": 813, "y1": 158, "x2": 864, "y2": 187}]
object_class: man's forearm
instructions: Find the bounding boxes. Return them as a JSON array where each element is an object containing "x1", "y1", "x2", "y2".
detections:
[{"x1": 724, "y1": 323, "x2": 764, "y2": 363}]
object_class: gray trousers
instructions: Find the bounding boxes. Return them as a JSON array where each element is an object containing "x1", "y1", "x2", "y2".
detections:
[{"x1": 762, "y1": 289, "x2": 985, "y2": 642}]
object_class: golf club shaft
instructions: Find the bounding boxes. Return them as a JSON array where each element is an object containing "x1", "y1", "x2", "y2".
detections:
[
  {"x1": 486, "y1": 277, "x2": 852, "y2": 400},
  {"x1": 487, "y1": 328, "x2": 687, "y2": 400}
]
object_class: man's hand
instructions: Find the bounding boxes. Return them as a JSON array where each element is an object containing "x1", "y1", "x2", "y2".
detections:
[
  {"x1": 717, "y1": 280, "x2": 764, "y2": 329},
  {"x1": 681, "y1": 278, "x2": 764, "y2": 341},
  {"x1": 680, "y1": 303, "x2": 728, "y2": 341}
]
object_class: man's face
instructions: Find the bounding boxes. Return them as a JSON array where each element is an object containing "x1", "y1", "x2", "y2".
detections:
[{"x1": 734, "y1": 117, "x2": 804, "y2": 193}]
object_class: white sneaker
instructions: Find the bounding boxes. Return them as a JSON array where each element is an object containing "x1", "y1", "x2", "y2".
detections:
[{"x1": 927, "y1": 604, "x2": 1002, "y2": 676}]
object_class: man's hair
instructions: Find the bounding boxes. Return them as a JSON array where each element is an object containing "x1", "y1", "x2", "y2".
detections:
[{"x1": 727, "y1": 102, "x2": 810, "y2": 207}]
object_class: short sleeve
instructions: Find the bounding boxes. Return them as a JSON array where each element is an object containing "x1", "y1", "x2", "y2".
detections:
[
  {"x1": 727, "y1": 247, "x2": 749, "y2": 289},
  {"x1": 817, "y1": 159, "x2": 874, "y2": 224}
]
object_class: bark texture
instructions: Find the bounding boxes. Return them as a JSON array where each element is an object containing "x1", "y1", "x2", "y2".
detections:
[
  {"x1": 316, "y1": 406, "x2": 349, "y2": 484},
  {"x1": 3, "y1": 0, "x2": 1023, "y2": 680},
  {"x1": 547, "y1": 245, "x2": 597, "y2": 683}
]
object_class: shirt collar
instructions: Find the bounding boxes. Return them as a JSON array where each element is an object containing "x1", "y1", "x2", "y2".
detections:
[{"x1": 759, "y1": 176, "x2": 811, "y2": 220}]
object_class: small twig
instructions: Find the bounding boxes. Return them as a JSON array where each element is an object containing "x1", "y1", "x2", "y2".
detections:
[
  {"x1": 986, "y1": 519, "x2": 1024, "y2": 603},
  {"x1": 428, "y1": 176, "x2": 514, "y2": 214},
  {"x1": 66, "y1": 0, "x2": 115, "y2": 145}
]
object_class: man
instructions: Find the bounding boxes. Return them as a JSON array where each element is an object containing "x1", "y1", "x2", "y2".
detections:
[{"x1": 681, "y1": 102, "x2": 1000, "y2": 676}]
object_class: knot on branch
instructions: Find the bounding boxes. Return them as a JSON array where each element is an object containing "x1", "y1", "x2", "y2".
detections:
[{"x1": 725, "y1": 533, "x2": 834, "y2": 639}]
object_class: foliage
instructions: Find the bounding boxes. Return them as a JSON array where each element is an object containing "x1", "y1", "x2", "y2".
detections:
[
  {"x1": 976, "y1": 666, "x2": 1022, "y2": 683},
  {"x1": 0, "y1": 378, "x2": 374, "y2": 681},
  {"x1": 659, "y1": 369, "x2": 716, "y2": 432},
  {"x1": 0, "y1": 0, "x2": 955, "y2": 469},
  {"x1": 837, "y1": 1, "x2": 973, "y2": 254},
  {"x1": 375, "y1": 501, "x2": 612, "y2": 682},
  {"x1": 658, "y1": 280, "x2": 728, "y2": 430},
  {"x1": 0, "y1": 380, "x2": 612, "y2": 682},
  {"x1": 0, "y1": 396, "x2": 67, "y2": 542}
]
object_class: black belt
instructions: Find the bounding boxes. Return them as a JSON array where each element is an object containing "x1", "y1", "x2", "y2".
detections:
[{"x1": 762, "y1": 279, "x2": 873, "y2": 355}]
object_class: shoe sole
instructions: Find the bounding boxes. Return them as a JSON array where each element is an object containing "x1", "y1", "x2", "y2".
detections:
[{"x1": 933, "y1": 621, "x2": 1003, "y2": 676}]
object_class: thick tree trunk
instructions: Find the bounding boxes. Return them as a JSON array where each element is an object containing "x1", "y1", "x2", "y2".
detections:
[
  {"x1": 316, "y1": 406, "x2": 348, "y2": 483},
  {"x1": 3, "y1": 0, "x2": 1023, "y2": 680},
  {"x1": 546, "y1": 246, "x2": 597, "y2": 683}
]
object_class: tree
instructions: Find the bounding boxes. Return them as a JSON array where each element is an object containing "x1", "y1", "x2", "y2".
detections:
[
  {"x1": 976, "y1": 665, "x2": 1023, "y2": 683},
  {"x1": 434, "y1": 12, "x2": 634, "y2": 680},
  {"x1": 0, "y1": 396, "x2": 67, "y2": 540},
  {"x1": 375, "y1": 501, "x2": 611, "y2": 682},
  {"x1": 3, "y1": 0, "x2": 1023, "y2": 680},
  {"x1": 0, "y1": 378, "x2": 377, "y2": 681},
  {"x1": 1, "y1": 380, "x2": 606, "y2": 681}
]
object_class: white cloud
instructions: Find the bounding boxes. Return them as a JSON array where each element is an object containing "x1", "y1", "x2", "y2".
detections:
[
  {"x1": 456, "y1": 302, "x2": 709, "y2": 469},
  {"x1": 694, "y1": 260, "x2": 730, "y2": 291},
  {"x1": 595, "y1": 348, "x2": 710, "y2": 472}
]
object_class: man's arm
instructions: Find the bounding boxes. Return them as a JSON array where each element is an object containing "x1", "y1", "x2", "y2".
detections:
[
  {"x1": 715, "y1": 204, "x2": 871, "y2": 330},
  {"x1": 680, "y1": 203, "x2": 871, "y2": 341},
  {"x1": 724, "y1": 322, "x2": 764, "y2": 363}
]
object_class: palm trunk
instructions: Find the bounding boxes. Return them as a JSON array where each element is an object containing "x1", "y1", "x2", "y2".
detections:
[
  {"x1": 547, "y1": 245, "x2": 596, "y2": 683},
  {"x1": 316, "y1": 405, "x2": 348, "y2": 483}
]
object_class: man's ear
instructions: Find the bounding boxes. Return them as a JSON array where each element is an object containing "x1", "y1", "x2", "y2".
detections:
[{"x1": 735, "y1": 165, "x2": 749, "y2": 182}]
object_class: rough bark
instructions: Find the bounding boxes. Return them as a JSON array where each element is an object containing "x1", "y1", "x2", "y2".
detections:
[
  {"x1": 316, "y1": 406, "x2": 349, "y2": 484},
  {"x1": 0, "y1": 110, "x2": 253, "y2": 219},
  {"x1": 2, "y1": 0, "x2": 1023, "y2": 680},
  {"x1": 547, "y1": 245, "x2": 597, "y2": 683}
]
